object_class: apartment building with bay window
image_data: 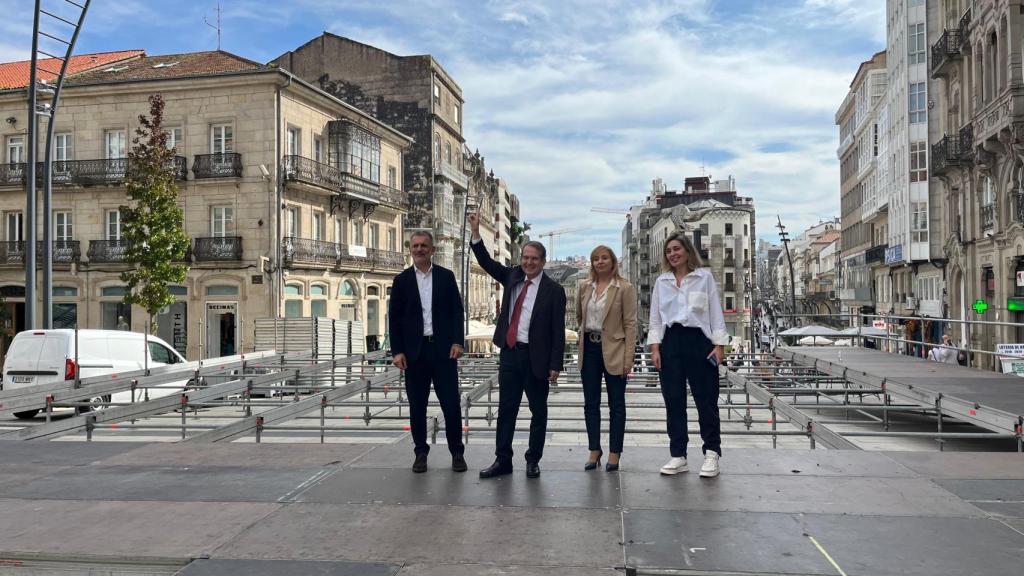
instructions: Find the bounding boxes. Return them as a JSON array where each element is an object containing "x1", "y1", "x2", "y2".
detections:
[{"x1": 0, "y1": 50, "x2": 411, "y2": 363}]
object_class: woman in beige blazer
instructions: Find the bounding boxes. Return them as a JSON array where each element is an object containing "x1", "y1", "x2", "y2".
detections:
[{"x1": 576, "y1": 245, "x2": 638, "y2": 471}]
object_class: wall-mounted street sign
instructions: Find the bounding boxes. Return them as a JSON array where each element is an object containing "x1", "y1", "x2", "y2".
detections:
[{"x1": 972, "y1": 299, "x2": 989, "y2": 315}]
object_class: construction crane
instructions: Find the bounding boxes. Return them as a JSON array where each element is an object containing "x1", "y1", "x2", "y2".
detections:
[
  {"x1": 591, "y1": 207, "x2": 629, "y2": 214},
  {"x1": 535, "y1": 226, "x2": 589, "y2": 259}
]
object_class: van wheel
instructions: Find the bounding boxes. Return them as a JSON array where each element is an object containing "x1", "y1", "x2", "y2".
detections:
[
  {"x1": 13, "y1": 409, "x2": 40, "y2": 419},
  {"x1": 76, "y1": 395, "x2": 112, "y2": 415}
]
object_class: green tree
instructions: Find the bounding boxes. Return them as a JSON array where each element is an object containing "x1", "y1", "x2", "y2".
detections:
[
  {"x1": 509, "y1": 214, "x2": 531, "y2": 244},
  {"x1": 120, "y1": 94, "x2": 190, "y2": 334}
]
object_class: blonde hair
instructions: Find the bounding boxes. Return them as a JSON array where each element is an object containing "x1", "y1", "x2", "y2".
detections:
[
  {"x1": 660, "y1": 231, "x2": 705, "y2": 272},
  {"x1": 588, "y1": 245, "x2": 625, "y2": 283}
]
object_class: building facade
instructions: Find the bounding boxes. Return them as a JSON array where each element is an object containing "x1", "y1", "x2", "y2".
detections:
[
  {"x1": 0, "y1": 50, "x2": 410, "y2": 363},
  {"x1": 624, "y1": 176, "x2": 756, "y2": 346},
  {"x1": 931, "y1": 0, "x2": 1024, "y2": 364},
  {"x1": 837, "y1": 51, "x2": 887, "y2": 320}
]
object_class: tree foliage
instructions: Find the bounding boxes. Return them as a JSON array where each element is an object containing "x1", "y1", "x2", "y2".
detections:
[
  {"x1": 509, "y1": 214, "x2": 531, "y2": 245},
  {"x1": 120, "y1": 94, "x2": 190, "y2": 333}
]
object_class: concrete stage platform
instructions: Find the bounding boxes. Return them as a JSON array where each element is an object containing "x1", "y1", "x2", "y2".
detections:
[{"x1": 0, "y1": 441, "x2": 1022, "y2": 575}]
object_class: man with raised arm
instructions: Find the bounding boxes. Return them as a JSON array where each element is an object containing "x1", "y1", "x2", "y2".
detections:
[{"x1": 469, "y1": 211, "x2": 566, "y2": 479}]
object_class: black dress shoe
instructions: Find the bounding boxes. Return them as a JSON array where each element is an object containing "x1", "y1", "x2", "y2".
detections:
[
  {"x1": 584, "y1": 449, "x2": 603, "y2": 471},
  {"x1": 479, "y1": 460, "x2": 512, "y2": 479},
  {"x1": 605, "y1": 462, "x2": 619, "y2": 472},
  {"x1": 412, "y1": 453, "x2": 427, "y2": 473},
  {"x1": 452, "y1": 454, "x2": 468, "y2": 472},
  {"x1": 526, "y1": 461, "x2": 541, "y2": 479}
]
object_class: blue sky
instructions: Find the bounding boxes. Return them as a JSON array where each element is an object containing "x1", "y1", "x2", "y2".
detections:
[{"x1": 1, "y1": 0, "x2": 885, "y2": 259}]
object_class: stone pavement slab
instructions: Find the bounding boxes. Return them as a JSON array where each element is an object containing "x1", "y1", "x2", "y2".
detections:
[
  {"x1": 177, "y1": 558, "x2": 399, "y2": 575},
  {"x1": 213, "y1": 503, "x2": 624, "y2": 569}
]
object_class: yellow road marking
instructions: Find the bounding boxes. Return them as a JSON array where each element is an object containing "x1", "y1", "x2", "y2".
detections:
[{"x1": 807, "y1": 534, "x2": 848, "y2": 576}]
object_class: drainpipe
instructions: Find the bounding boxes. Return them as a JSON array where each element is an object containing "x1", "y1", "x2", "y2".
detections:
[{"x1": 274, "y1": 74, "x2": 292, "y2": 319}]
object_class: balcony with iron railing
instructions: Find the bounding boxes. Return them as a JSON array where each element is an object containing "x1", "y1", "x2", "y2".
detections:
[
  {"x1": 931, "y1": 28, "x2": 963, "y2": 78},
  {"x1": 87, "y1": 239, "x2": 130, "y2": 263},
  {"x1": 194, "y1": 236, "x2": 242, "y2": 261},
  {"x1": 723, "y1": 257, "x2": 735, "y2": 267},
  {"x1": 865, "y1": 243, "x2": 887, "y2": 264},
  {"x1": 932, "y1": 125, "x2": 974, "y2": 175},
  {"x1": 981, "y1": 203, "x2": 995, "y2": 230},
  {"x1": 283, "y1": 237, "x2": 340, "y2": 267},
  {"x1": 282, "y1": 155, "x2": 408, "y2": 211},
  {"x1": 193, "y1": 153, "x2": 243, "y2": 179},
  {"x1": 0, "y1": 157, "x2": 187, "y2": 187},
  {"x1": 0, "y1": 241, "x2": 80, "y2": 265}
]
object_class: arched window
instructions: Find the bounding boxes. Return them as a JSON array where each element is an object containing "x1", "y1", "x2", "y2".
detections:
[
  {"x1": 284, "y1": 284, "x2": 303, "y2": 296},
  {"x1": 367, "y1": 286, "x2": 380, "y2": 297},
  {"x1": 339, "y1": 280, "x2": 356, "y2": 297}
]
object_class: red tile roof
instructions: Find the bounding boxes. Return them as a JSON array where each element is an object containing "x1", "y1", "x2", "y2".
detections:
[
  {"x1": 0, "y1": 50, "x2": 144, "y2": 89},
  {"x1": 67, "y1": 51, "x2": 269, "y2": 86}
]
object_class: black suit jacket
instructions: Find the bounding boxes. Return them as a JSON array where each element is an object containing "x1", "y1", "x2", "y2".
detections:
[
  {"x1": 388, "y1": 264, "x2": 465, "y2": 363},
  {"x1": 471, "y1": 239, "x2": 566, "y2": 380}
]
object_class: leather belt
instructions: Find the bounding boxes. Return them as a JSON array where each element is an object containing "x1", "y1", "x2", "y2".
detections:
[
  {"x1": 423, "y1": 335, "x2": 435, "y2": 342},
  {"x1": 586, "y1": 331, "x2": 602, "y2": 343}
]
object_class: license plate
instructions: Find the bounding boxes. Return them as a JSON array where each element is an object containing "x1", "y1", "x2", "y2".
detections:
[{"x1": 11, "y1": 376, "x2": 34, "y2": 384}]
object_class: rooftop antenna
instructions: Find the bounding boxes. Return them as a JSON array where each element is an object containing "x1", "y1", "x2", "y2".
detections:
[
  {"x1": 204, "y1": 2, "x2": 222, "y2": 50},
  {"x1": 700, "y1": 158, "x2": 706, "y2": 177}
]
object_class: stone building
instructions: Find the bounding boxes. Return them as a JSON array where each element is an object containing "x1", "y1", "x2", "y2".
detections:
[
  {"x1": 271, "y1": 34, "x2": 468, "y2": 275},
  {"x1": 624, "y1": 176, "x2": 756, "y2": 346},
  {"x1": 930, "y1": 0, "x2": 1024, "y2": 363},
  {"x1": 836, "y1": 51, "x2": 886, "y2": 320},
  {"x1": 0, "y1": 50, "x2": 410, "y2": 362}
]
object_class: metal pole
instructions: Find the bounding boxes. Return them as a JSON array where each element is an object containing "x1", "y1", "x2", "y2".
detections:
[{"x1": 25, "y1": 0, "x2": 42, "y2": 330}]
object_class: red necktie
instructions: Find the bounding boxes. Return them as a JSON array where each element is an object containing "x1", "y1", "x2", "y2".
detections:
[{"x1": 506, "y1": 279, "x2": 532, "y2": 348}]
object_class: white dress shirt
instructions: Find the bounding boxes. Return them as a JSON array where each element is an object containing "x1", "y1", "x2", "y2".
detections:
[
  {"x1": 584, "y1": 282, "x2": 612, "y2": 332},
  {"x1": 510, "y1": 272, "x2": 543, "y2": 344},
  {"x1": 646, "y1": 267, "x2": 730, "y2": 347},
  {"x1": 414, "y1": 264, "x2": 433, "y2": 337}
]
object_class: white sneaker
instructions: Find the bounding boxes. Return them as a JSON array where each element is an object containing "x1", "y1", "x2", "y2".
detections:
[
  {"x1": 659, "y1": 457, "x2": 688, "y2": 475},
  {"x1": 699, "y1": 452, "x2": 720, "y2": 478}
]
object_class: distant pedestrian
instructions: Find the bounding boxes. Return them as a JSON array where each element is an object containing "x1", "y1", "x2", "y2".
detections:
[{"x1": 927, "y1": 334, "x2": 959, "y2": 365}]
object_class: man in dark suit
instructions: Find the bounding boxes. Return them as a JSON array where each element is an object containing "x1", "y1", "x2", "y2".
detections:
[
  {"x1": 389, "y1": 230, "x2": 467, "y2": 473},
  {"x1": 469, "y1": 212, "x2": 566, "y2": 479}
]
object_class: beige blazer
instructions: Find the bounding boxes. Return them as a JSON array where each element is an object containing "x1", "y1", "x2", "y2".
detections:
[{"x1": 576, "y1": 278, "x2": 638, "y2": 376}]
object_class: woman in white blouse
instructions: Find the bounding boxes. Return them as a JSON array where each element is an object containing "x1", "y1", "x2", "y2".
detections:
[
  {"x1": 647, "y1": 232, "x2": 728, "y2": 478},
  {"x1": 576, "y1": 246, "x2": 637, "y2": 472}
]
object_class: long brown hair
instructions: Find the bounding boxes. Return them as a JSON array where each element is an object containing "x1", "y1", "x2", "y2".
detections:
[
  {"x1": 588, "y1": 245, "x2": 625, "y2": 283},
  {"x1": 660, "y1": 231, "x2": 705, "y2": 272}
]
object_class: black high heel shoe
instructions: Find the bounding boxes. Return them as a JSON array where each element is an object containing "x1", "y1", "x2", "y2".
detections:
[
  {"x1": 584, "y1": 449, "x2": 603, "y2": 471},
  {"x1": 605, "y1": 453, "x2": 620, "y2": 472}
]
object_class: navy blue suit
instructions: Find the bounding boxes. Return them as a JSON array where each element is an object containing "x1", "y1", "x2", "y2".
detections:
[
  {"x1": 388, "y1": 264, "x2": 465, "y2": 456},
  {"x1": 471, "y1": 240, "x2": 566, "y2": 464}
]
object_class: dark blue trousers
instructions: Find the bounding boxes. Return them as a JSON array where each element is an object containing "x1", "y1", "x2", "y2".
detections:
[
  {"x1": 581, "y1": 337, "x2": 627, "y2": 453},
  {"x1": 496, "y1": 345, "x2": 549, "y2": 464},
  {"x1": 658, "y1": 325, "x2": 721, "y2": 458},
  {"x1": 404, "y1": 339, "x2": 464, "y2": 456}
]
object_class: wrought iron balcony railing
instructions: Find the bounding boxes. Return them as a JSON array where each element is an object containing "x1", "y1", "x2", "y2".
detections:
[
  {"x1": 0, "y1": 163, "x2": 26, "y2": 186},
  {"x1": 959, "y1": 8, "x2": 972, "y2": 40},
  {"x1": 931, "y1": 28, "x2": 962, "y2": 77},
  {"x1": 0, "y1": 157, "x2": 186, "y2": 187},
  {"x1": 865, "y1": 243, "x2": 887, "y2": 264},
  {"x1": 283, "y1": 155, "x2": 408, "y2": 210},
  {"x1": 283, "y1": 237, "x2": 340, "y2": 266},
  {"x1": 194, "y1": 236, "x2": 242, "y2": 261},
  {"x1": 932, "y1": 125, "x2": 973, "y2": 175},
  {"x1": 193, "y1": 153, "x2": 243, "y2": 179},
  {"x1": 724, "y1": 257, "x2": 736, "y2": 267},
  {"x1": 369, "y1": 247, "x2": 405, "y2": 271},
  {"x1": 981, "y1": 203, "x2": 995, "y2": 230},
  {"x1": 87, "y1": 239, "x2": 130, "y2": 263},
  {"x1": 0, "y1": 241, "x2": 80, "y2": 265}
]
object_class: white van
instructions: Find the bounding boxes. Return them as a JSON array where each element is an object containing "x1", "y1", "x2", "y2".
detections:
[{"x1": 1, "y1": 329, "x2": 187, "y2": 419}]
